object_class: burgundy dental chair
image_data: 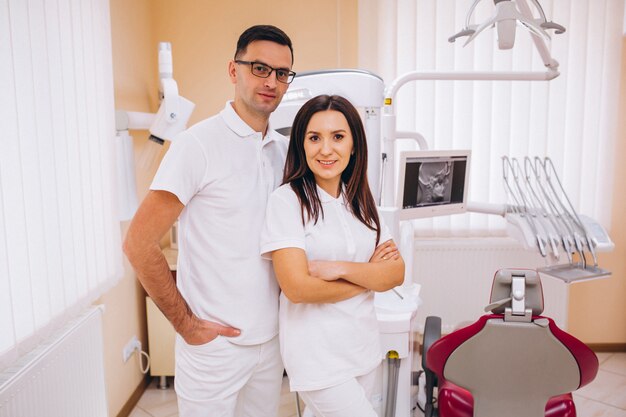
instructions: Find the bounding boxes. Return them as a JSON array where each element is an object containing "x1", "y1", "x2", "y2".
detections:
[{"x1": 421, "y1": 268, "x2": 598, "y2": 417}]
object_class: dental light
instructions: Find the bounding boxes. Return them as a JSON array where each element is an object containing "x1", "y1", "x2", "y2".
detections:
[{"x1": 449, "y1": 0, "x2": 565, "y2": 54}]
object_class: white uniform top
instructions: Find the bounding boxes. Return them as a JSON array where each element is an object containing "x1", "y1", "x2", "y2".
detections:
[
  {"x1": 151, "y1": 102, "x2": 288, "y2": 345},
  {"x1": 260, "y1": 184, "x2": 391, "y2": 391}
]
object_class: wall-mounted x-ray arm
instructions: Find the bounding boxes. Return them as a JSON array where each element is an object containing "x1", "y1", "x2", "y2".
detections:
[
  {"x1": 114, "y1": 42, "x2": 195, "y2": 221},
  {"x1": 116, "y1": 42, "x2": 195, "y2": 143}
]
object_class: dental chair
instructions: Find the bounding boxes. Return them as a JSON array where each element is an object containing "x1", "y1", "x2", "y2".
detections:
[{"x1": 421, "y1": 268, "x2": 598, "y2": 417}]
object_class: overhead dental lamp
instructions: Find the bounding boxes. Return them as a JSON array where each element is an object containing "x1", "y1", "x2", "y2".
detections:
[{"x1": 449, "y1": 0, "x2": 566, "y2": 51}]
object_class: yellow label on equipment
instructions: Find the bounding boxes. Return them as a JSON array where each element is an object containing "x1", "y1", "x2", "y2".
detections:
[
  {"x1": 387, "y1": 350, "x2": 400, "y2": 359},
  {"x1": 384, "y1": 98, "x2": 392, "y2": 106}
]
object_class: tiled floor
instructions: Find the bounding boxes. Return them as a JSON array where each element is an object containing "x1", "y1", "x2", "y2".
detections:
[{"x1": 129, "y1": 352, "x2": 626, "y2": 417}]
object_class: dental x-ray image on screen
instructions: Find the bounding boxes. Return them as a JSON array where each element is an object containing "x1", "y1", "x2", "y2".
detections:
[
  {"x1": 415, "y1": 160, "x2": 454, "y2": 205},
  {"x1": 396, "y1": 150, "x2": 470, "y2": 220}
]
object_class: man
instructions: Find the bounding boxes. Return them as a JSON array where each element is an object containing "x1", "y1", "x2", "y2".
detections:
[{"x1": 123, "y1": 25, "x2": 295, "y2": 417}]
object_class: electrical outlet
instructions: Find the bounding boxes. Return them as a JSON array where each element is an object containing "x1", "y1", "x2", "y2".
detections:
[{"x1": 122, "y1": 335, "x2": 141, "y2": 362}]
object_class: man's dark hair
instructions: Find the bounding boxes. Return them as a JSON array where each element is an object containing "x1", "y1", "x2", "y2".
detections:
[{"x1": 235, "y1": 25, "x2": 294, "y2": 64}]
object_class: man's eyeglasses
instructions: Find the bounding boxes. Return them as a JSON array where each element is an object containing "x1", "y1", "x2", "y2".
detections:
[{"x1": 235, "y1": 60, "x2": 296, "y2": 84}]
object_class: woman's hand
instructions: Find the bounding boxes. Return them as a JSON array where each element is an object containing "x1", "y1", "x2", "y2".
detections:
[
  {"x1": 369, "y1": 239, "x2": 400, "y2": 263},
  {"x1": 302, "y1": 240, "x2": 404, "y2": 292},
  {"x1": 308, "y1": 260, "x2": 342, "y2": 281},
  {"x1": 308, "y1": 240, "x2": 400, "y2": 281}
]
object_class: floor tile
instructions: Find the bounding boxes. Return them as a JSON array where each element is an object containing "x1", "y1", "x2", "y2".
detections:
[
  {"x1": 144, "y1": 399, "x2": 179, "y2": 417},
  {"x1": 597, "y1": 352, "x2": 615, "y2": 365},
  {"x1": 601, "y1": 353, "x2": 626, "y2": 377},
  {"x1": 278, "y1": 403, "x2": 300, "y2": 417},
  {"x1": 575, "y1": 369, "x2": 626, "y2": 409},
  {"x1": 574, "y1": 395, "x2": 626, "y2": 417},
  {"x1": 280, "y1": 375, "x2": 299, "y2": 415},
  {"x1": 134, "y1": 377, "x2": 178, "y2": 417},
  {"x1": 128, "y1": 408, "x2": 154, "y2": 417},
  {"x1": 412, "y1": 405, "x2": 425, "y2": 417},
  {"x1": 136, "y1": 378, "x2": 177, "y2": 412}
]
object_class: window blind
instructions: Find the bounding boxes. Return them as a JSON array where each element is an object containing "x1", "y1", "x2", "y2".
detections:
[{"x1": 0, "y1": 0, "x2": 123, "y2": 369}]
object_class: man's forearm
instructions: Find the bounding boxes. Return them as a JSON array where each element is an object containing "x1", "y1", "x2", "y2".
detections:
[{"x1": 128, "y1": 244, "x2": 195, "y2": 335}]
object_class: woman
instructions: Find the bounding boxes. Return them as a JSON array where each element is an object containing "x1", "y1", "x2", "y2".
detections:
[{"x1": 260, "y1": 94, "x2": 405, "y2": 416}]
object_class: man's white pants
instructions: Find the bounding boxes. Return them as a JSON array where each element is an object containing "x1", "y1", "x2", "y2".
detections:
[
  {"x1": 298, "y1": 366, "x2": 379, "y2": 417},
  {"x1": 175, "y1": 334, "x2": 283, "y2": 417}
]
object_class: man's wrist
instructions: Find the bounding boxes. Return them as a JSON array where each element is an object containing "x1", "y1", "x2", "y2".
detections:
[{"x1": 173, "y1": 309, "x2": 197, "y2": 337}]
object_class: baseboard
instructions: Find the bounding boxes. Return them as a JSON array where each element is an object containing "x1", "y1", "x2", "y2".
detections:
[
  {"x1": 117, "y1": 374, "x2": 152, "y2": 417},
  {"x1": 587, "y1": 343, "x2": 626, "y2": 352}
]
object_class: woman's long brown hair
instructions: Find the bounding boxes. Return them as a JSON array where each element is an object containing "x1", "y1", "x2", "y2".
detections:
[{"x1": 282, "y1": 94, "x2": 381, "y2": 246}]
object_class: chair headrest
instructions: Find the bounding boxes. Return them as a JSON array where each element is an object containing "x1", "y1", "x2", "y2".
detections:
[{"x1": 487, "y1": 269, "x2": 544, "y2": 316}]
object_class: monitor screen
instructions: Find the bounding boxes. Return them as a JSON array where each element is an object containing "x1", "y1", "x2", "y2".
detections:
[{"x1": 396, "y1": 150, "x2": 471, "y2": 220}]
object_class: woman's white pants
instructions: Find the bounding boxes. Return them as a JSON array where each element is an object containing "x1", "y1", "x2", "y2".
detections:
[{"x1": 299, "y1": 366, "x2": 379, "y2": 417}]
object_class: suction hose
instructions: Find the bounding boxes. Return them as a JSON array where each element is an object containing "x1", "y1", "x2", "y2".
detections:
[{"x1": 384, "y1": 350, "x2": 401, "y2": 417}]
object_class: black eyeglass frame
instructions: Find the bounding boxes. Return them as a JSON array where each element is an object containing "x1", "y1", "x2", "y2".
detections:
[{"x1": 234, "y1": 60, "x2": 296, "y2": 84}]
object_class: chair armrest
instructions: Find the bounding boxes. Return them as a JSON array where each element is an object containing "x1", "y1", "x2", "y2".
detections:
[
  {"x1": 422, "y1": 316, "x2": 442, "y2": 371},
  {"x1": 423, "y1": 316, "x2": 442, "y2": 417}
]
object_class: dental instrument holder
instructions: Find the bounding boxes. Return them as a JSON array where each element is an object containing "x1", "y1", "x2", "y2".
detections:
[
  {"x1": 500, "y1": 156, "x2": 613, "y2": 283},
  {"x1": 467, "y1": 155, "x2": 614, "y2": 284}
]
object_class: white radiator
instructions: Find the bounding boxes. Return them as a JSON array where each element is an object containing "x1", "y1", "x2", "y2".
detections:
[
  {"x1": 0, "y1": 307, "x2": 108, "y2": 417},
  {"x1": 412, "y1": 238, "x2": 569, "y2": 334}
]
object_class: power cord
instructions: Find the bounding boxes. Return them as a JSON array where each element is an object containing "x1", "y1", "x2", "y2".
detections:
[
  {"x1": 138, "y1": 349, "x2": 151, "y2": 374},
  {"x1": 413, "y1": 369, "x2": 438, "y2": 414},
  {"x1": 414, "y1": 370, "x2": 427, "y2": 413}
]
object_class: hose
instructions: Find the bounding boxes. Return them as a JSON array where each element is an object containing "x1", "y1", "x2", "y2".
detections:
[{"x1": 384, "y1": 350, "x2": 401, "y2": 417}]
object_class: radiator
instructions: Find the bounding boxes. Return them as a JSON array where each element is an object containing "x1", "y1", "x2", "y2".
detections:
[
  {"x1": 412, "y1": 238, "x2": 569, "y2": 334},
  {"x1": 0, "y1": 307, "x2": 108, "y2": 417}
]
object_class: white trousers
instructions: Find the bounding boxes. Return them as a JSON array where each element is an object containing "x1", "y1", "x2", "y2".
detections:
[
  {"x1": 298, "y1": 367, "x2": 379, "y2": 417},
  {"x1": 175, "y1": 334, "x2": 283, "y2": 417}
]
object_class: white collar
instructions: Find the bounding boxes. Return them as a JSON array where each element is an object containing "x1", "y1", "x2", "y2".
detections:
[
  {"x1": 317, "y1": 184, "x2": 347, "y2": 204},
  {"x1": 220, "y1": 101, "x2": 282, "y2": 144}
]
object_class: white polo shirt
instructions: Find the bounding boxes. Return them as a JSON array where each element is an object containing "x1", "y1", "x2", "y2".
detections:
[
  {"x1": 151, "y1": 102, "x2": 288, "y2": 345},
  {"x1": 260, "y1": 184, "x2": 391, "y2": 391}
]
